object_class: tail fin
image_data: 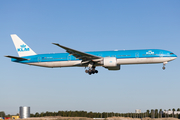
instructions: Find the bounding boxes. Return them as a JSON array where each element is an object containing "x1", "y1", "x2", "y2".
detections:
[{"x1": 11, "y1": 34, "x2": 37, "y2": 57}]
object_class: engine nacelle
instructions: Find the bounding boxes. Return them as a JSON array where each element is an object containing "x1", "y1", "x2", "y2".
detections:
[
  {"x1": 103, "y1": 57, "x2": 120, "y2": 70},
  {"x1": 103, "y1": 57, "x2": 117, "y2": 67},
  {"x1": 106, "y1": 65, "x2": 120, "y2": 70}
]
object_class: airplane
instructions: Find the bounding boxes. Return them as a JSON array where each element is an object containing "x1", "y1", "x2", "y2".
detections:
[{"x1": 5, "y1": 34, "x2": 177, "y2": 75}]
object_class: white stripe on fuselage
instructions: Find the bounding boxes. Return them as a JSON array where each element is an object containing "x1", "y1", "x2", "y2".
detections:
[
  {"x1": 27, "y1": 60, "x2": 82, "y2": 68},
  {"x1": 117, "y1": 57, "x2": 177, "y2": 65},
  {"x1": 26, "y1": 57, "x2": 177, "y2": 68}
]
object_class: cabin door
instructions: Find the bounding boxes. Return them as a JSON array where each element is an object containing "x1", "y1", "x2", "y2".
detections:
[
  {"x1": 38, "y1": 57, "x2": 41, "y2": 62},
  {"x1": 67, "y1": 55, "x2": 71, "y2": 61},
  {"x1": 135, "y1": 52, "x2": 139, "y2": 58},
  {"x1": 160, "y1": 51, "x2": 163, "y2": 57}
]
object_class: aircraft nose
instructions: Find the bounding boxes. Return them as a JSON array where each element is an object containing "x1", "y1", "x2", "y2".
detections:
[
  {"x1": 172, "y1": 54, "x2": 177, "y2": 60},
  {"x1": 173, "y1": 53, "x2": 177, "y2": 58},
  {"x1": 170, "y1": 52, "x2": 177, "y2": 58}
]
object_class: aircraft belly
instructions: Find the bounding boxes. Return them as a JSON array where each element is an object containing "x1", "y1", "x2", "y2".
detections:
[
  {"x1": 27, "y1": 60, "x2": 82, "y2": 68},
  {"x1": 26, "y1": 57, "x2": 176, "y2": 67},
  {"x1": 117, "y1": 57, "x2": 176, "y2": 65}
]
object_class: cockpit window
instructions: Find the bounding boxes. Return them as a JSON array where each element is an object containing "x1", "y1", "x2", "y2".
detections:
[{"x1": 170, "y1": 53, "x2": 174, "y2": 55}]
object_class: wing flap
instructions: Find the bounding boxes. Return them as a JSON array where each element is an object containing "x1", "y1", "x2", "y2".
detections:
[{"x1": 52, "y1": 43, "x2": 101, "y2": 61}]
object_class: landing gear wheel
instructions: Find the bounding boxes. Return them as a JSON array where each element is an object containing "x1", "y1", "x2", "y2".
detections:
[
  {"x1": 95, "y1": 70, "x2": 98, "y2": 73},
  {"x1": 162, "y1": 62, "x2": 167, "y2": 70},
  {"x1": 162, "y1": 66, "x2": 165, "y2": 70},
  {"x1": 85, "y1": 70, "x2": 88, "y2": 73},
  {"x1": 85, "y1": 63, "x2": 98, "y2": 75}
]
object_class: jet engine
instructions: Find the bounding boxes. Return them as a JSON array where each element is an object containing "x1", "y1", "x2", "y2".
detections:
[
  {"x1": 103, "y1": 57, "x2": 120, "y2": 70},
  {"x1": 103, "y1": 57, "x2": 117, "y2": 67}
]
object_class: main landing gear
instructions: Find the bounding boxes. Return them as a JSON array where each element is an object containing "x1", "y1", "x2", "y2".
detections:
[
  {"x1": 162, "y1": 62, "x2": 168, "y2": 70},
  {"x1": 85, "y1": 62, "x2": 98, "y2": 75},
  {"x1": 85, "y1": 68, "x2": 98, "y2": 75}
]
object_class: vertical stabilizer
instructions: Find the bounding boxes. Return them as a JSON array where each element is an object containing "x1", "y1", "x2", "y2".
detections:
[{"x1": 11, "y1": 34, "x2": 37, "y2": 57}]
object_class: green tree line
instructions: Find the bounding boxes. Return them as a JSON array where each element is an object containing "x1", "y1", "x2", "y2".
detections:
[{"x1": 29, "y1": 108, "x2": 180, "y2": 118}]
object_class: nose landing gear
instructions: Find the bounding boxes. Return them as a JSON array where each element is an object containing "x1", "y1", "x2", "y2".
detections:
[{"x1": 162, "y1": 62, "x2": 168, "y2": 70}]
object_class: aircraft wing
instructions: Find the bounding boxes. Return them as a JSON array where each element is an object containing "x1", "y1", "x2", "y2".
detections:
[
  {"x1": 5, "y1": 55, "x2": 29, "y2": 61},
  {"x1": 52, "y1": 43, "x2": 102, "y2": 61}
]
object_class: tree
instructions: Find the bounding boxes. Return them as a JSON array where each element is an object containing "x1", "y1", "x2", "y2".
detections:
[
  {"x1": 159, "y1": 109, "x2": 162, "y2": 118},
  {"x1": 0, "y1": 111, "x2": 5, "y2": 117},
  {"x1": 151, "y1": 109, "x2": 155, "y2": 118},
  {"x1": 35, "y1": 112, "x2": 39, "y2": 117},
  {"x1": 57, "y1": 111, "x2": 61, "y2": 116},
  {"x1": 172, "y1": 108, "x2": 175, "y2": 118},
  {"x1": 40, "y1": 112, "x2": 44, "y2": 117},
  {"x1": 168, "y1": 109, "x2": 172, "y2": 117},
  {"x1": 88, "y1": 111, "x2": 93, "y2": 118},
  {"x1": 30, "y1": 114, "x2": 34, "y2": 117},
  {"x1": 146, "y1": 110, "x2": 150, "y2": 117},
  {"x1": 102, "y1": 112, "x2": 107, "y2": 118},
  {"x1": 155, "y1": 109, "x2": 158, "y2": 118}
]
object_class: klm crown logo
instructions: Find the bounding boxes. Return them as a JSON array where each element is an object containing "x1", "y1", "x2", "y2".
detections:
[
  {"x1": 146, "y1": 50, "x2": 154, "y2": 55},
  {"x1": 17, "y1": 44, "x2": 30, "y2": 52},
  {"x1": 21, "y1": 44, "x2": 26, "y2": 48}
]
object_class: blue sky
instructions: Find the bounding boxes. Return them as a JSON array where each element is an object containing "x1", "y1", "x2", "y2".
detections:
[{"x1": 0, "y1": 0, "x2": 180, "y2": 115}]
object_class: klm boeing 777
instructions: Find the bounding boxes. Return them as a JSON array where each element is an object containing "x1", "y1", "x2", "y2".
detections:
[{"x1": 5, "y1": 34, "x2": 177, "y2": 75}]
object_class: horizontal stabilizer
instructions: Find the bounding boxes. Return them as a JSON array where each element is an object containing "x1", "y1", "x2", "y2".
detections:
[{"x1": 5, "y1": 55, "x2": 29, "y2": 61}]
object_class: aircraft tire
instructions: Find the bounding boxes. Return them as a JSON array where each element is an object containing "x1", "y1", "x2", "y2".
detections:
[
  {"x1": 85, "y1": 70, "x2": 88, "y2": 73},
  {"x1": 162, "y1": 67, "x2": 165, "y2": 70}
]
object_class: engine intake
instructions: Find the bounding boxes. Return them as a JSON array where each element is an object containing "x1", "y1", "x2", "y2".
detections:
[
  {"x1": 103, "y1": 57, "x2": 117, "y2": 67},
  {"x1": 103, "y1": 57, "x2": 120, "y2": 70}
]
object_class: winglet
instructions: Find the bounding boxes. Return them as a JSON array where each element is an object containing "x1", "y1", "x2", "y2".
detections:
[{"x1": 52, "y1": 43, "x2": 58, "y2": 45}]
